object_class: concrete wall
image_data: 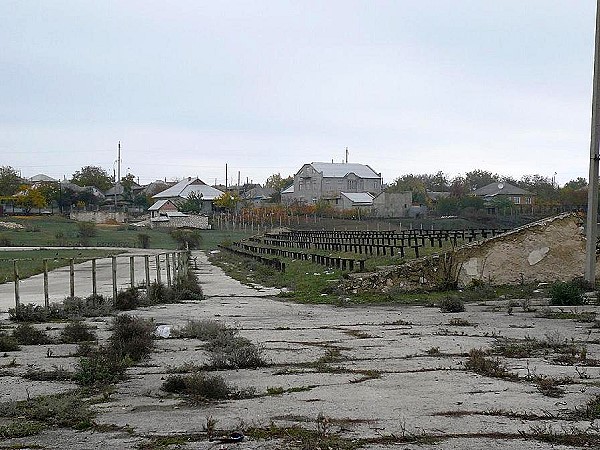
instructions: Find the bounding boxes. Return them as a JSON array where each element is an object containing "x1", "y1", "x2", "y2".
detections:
[
  {"x1": 341, "y1": 213, "x2": 590, "y2": 294},
  {"x1": 456, "y1": 213, "x2": 585, "y2": 285},
  {"x1": 70, "y1": 211, "x2": 127, "y2": 224},
  {"x1": 373, "y1": 192, "x2": 412, "y2": 218},
  {"x1": 151, "y1": 215, "x2": 210, "y2": 229}
]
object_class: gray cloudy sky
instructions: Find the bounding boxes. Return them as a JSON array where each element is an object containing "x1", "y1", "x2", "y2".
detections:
[{"x1": 0, "y1": 0, "x2": 596, "y2": 186}]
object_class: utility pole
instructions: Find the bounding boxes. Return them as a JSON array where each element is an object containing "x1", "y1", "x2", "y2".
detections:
[
  {"x1": 345, "y1": 147, "x2": 348, "y2": 164},
  {"x1": 225, "y1": 163, "x2": 228, "y2": 190},
  {"x1": 585, "y1": 0, "x2": 600, "y2": 287},
  {"x1": 114, "y1": 141, "x2": 121, "y2": 212}
]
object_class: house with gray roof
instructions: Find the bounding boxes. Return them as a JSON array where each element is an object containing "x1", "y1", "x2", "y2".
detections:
[
  {"x1": 29, "y1": 174, "x2": 58, "y2": 183},
  {"x1": 151, "y1": 177, "x2": 224, "y2": 213},
  {"x1": 472, "y1": 182, "x2": 535, "y2": 213},
  {"x1": 339, "y1": 192, "x2": 374, "y2": 210},
  {"x1": 287, "y1": 162, "x2": 382, "y2": 205}
]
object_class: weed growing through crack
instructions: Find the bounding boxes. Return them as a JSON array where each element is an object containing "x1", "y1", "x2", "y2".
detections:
[
  {"x1": 464, "y1": 349, "x2": 517, "y2": 380},
  {"x1": 448, "y1": 317, "x2": 473, "y2": 326},
  {"x1": 525, "y1": 423, "x2": 600, "y2": 447},
  {"x1": 0, "y1": 421, "x2": 45, "y2": 439},
  {"x1": 23, "y1": 365, "x2": 74, "y2": 382},
  {"x1": 426, "y1": 347, "x2": 442, "y2": 356}
]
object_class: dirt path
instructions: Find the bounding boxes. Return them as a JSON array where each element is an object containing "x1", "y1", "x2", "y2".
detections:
[{"x1": 1, "y1": 252, "x2": 600, "y2": 449}]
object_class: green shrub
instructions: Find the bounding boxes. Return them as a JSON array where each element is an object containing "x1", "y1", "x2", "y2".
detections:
[
  {"x1": 12, "y1": 323, "x2": 52, "y2": 345},
  {"x1": 173, "y1": 270, "x2": 204, "y2": 301},
  {"x1": 114, "y1": 288, "x2": 141, "y2": 311},
  {"x1": 162, "y1": 372, "x2": 231, "y2": 400},
  {"x1": 0, "y1": 392, "x2": 93, "y2": 429},
  {"x1": 108, "y1": 314, "x2": 154, "y2": 362},
  {"x1": 174, "y1": 319, "x2": 229, "y2": 340},
  {"x1": 146, "y1": 281, "x2": 175, "y2": 304},
  {"x1": 0, "y1": 333, "x2": 20, "y2": 352},
  {"x1": 549, "y1": 281, "x2": 584, "y2": 306},
  {"x1": 60, "y1": 321, "x2": 97, "y2": 343},
  {"x1": 76, "y1": 221, "x2": 97, "y2": 239},
  {"x1": 206, "y1": 331, "x2": 266, "y2": 369},
  {"x1": 0, "y1": 421, "x2": 45, "y2": 439},
  {"x1": 8, "y1": 303, "x2": 51, "y2": 322},
  {"x1": 137, "y1": 233, "x2": 150, "y2": 249},
  {"x1": 170, "y1": 229, "x2": 202, "y2": 250},
  {"x1": 75, "y1": 347, "x2": 129, "y2": 386},
  {"x1": 62, "y1": 294, "x2": 113, "y2": 318},
  {"x1": 439, "y1": 296, "x2": 465, "y2": 313}
]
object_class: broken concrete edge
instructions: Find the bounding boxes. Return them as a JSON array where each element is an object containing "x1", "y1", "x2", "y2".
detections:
[{"x1": 340, "y1": 213, "x2": 591, "y2": 294}]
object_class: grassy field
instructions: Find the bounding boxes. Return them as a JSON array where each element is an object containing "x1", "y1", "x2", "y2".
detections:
[
  {"x1": 0, "y1": 216, "x2": 177, "y2": 249},
  {"x1": 0, "y1": 249, "x2": 119, "y2": 283},
  {"x1": 0, "y1": 215, "x2": 253, "y2": 283},
  {"x1": 0, "y1": 215, "x2": 255, "y2": 251}
]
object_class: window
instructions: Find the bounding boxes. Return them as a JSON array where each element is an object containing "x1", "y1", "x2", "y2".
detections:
[
  {"x1": 525, "y1": 197, "x2": 531, "y2": 204},
  {"x1": 512, "y1": 196, "x2": 521, "y2": 204}
]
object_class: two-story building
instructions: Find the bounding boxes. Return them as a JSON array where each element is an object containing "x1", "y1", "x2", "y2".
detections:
[{"x1": 285, "y1": 162, "x2": 382, "y2": 207}]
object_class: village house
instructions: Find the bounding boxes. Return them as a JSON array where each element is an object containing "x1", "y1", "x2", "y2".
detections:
[
  {"x1": 284, "y1": 162, "x2": 383, "y2": 206},
  {"x1": 150, "y1": 177, "x2": 224, "y2": 214},
  {"x1": 472, "y1": 182, "x2": 535, "y2": 213}
]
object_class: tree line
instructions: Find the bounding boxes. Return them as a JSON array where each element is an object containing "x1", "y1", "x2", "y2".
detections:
[
  {"x1": 0, "y1": 165, "x2": 151, "y2": 212},
  {"x1": 386, "y1": 170, "x2": 588, "y2": 213}
]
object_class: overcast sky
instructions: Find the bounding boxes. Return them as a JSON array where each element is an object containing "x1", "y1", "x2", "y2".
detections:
[{"x1": 0, "y1": 0, "x2": 597, "y2": 187}]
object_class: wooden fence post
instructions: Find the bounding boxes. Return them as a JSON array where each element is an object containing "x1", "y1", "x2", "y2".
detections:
[
  {"x1": 91, "y1": 259, "x2": 97, "y2": 296},
  {"x1": 144, "y1": 255, "x2": 150, "y2": 288},
  {"x1": 13, "y1": 260, "x2": 20, "y2": 309},
  {"x1": 43, "y1": 259, "x2": 49, "y2": 308},
  {"x1": 155, "y1": 254, "x2": 162, "y2": 284},
  {"x1": 129, "y1": 256, "x2": 135, "y2": 288},
  {"x1": 69, "y1": 259, "x2": 75, "y2": 298},
  {"x1": 172, "y1": 253, "x2": 177, "y2": 281},
  {"x1": 112, "y1": 256, "x2": 118, "y2": 303},
  {"x1": 166, "y1": 253, "x2": 172, "y2": 287}
]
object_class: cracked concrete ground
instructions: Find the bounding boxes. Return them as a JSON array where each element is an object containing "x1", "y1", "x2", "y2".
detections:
[{"x1": 1, "y1": 251, "x2": 600, "y2": 449}]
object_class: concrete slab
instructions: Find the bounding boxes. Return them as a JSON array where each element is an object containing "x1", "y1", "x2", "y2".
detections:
[{"x1": 1, "y1": 251, "x2": 600, "y2": 449}]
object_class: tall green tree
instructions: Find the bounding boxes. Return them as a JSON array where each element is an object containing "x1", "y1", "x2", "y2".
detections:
[
  {"x1": 14, "y1": 188, "x2": 47, "y2": 213},
  {"x1": 265, "y1": 173, "x2": 293, "y2": 191},
  {"x1": 177, "y1": 192, "x2": 204, "y2": 213},
  {"x1": 518, "y1": 174, "x2": 559, "y2": 206},
  {"x1": 463, "y1": 170, "x2": 499, "y2": 191},
  {"x1": 71, "y1": 166, "x2": 113, "y2": 192},
  {"x1": 386, "y1": 174, "x2": 429, "y2": 205},
  {"x1": 0, "y1": 166, "x2": 22, "y2": 196},
  {"x1": 120, "y1": 173, "x2": 137, "y2": 202},
  {"x1": 214, "y1": 192, "x2": 240, "y2": 212}
]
